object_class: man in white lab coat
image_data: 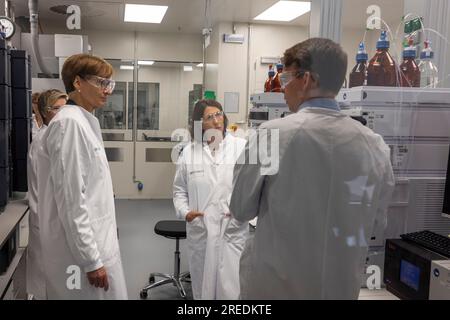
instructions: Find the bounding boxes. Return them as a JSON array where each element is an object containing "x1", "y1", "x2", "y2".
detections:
[
  {"x1": 27, "y1": 89, "x2": 67, "y2": 299},
  {"x1": 37, "y1": 54, "x2": 127, "y2": 299},
  {"x1": 230, "y1": 38, "x2": 395, "y2": 299}
]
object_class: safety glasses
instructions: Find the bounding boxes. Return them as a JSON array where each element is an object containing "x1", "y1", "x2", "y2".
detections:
[
  {"x1": 46, "y1": 105, "x2": 63, "y2": 112},
  {"x1": 203, "y1": 110, "x2": 224, "y2": 123},
  {"x1": 83, "y1": 75, "x2": 116, "y2": 93},
  {"x1": 279, "y1": 70, "x2": 303, "y2": 88},
  {"x1": 279, "y1": 70, "x2": 319, "y2": 88}
]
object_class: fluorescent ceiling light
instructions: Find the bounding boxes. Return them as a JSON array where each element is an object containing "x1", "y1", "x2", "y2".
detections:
[
  {"x1": 124, "y1": 4, "x2": 168, "y2": 23},
  {"x1": 184, "y1": 66, "x2": 193, "y2": 72},
  {"x1": 196, "y1": 63, "x2": 203, "y2": 67},
  {"x1": 138, "y1": 60, "x2": 155, "y2": 66},
  {"x1": 120, "y1": 65, "x2": 134, "y2": 70},
  {"x1": 254, "y1": 1, "x2": 311, "y2": 22}
]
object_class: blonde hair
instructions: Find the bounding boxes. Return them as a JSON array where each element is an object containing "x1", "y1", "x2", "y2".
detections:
[
  {"x1": 37, "y1": 89, "x2": 68, "y2": 119},
  {"x1": 61, "y1": 53, "x2": 113, "y2": 93},
  {"x1": 32, "y1": 92, "x2": 41, "y2": 104}
]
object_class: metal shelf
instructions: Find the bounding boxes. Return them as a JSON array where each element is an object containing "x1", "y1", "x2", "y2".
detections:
[
  {"x1": 0, "y1": 247, "x2": 26, "y2": 298},
  {"x1": 0, "y1": 200, "x2": 28, "y2": 299},
  {"x1": 0, "y1": 200, "x2": 28, "y2": 248}
]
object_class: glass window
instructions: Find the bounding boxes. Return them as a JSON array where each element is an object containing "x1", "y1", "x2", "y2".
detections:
[
  {"x1": 128, "y1": 82, "x2": 160, "y2": 130},
  {"x1": 95, "y1": 81, "x2": 127, "y2": 129}
]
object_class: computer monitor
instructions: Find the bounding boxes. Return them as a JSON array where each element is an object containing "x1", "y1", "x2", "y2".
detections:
[{"x1": 442, "y1": 146, "x2": 450, "y2": 218}]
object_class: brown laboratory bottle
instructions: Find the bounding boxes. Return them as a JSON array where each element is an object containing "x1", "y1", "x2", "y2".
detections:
[
  {"x1": 367, "y1": 30, "x2": 398, "y2": 87},
  {"x1": 349, "y1": 42, "x2": 368, "y2": 88},
  {"x1": 264, "y1": 65, "x2": 275, "y2": 92},
  {"x1": 400, "y1": 38, "x2": 421, "y2": 87},
  {"x1": 271, "y1": 63, "x2": 284, "y2": 92}
]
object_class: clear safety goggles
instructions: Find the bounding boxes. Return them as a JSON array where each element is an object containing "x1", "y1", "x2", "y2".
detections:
[
  {"x1": 279, "y1": 70, "x2": 319, "y2": 88},
  {"x1": 46, "y1": 105, "x2": 63, "y2": 112},
  {"x1": 203, "y1": 110, "x2": 224, "y2": 123},
  {"x1": 279, "y1": 70, "x2": 303, "y2": 88},
  {"x1": 84, "y1": 75, "x2": 116, "y2": 93}
]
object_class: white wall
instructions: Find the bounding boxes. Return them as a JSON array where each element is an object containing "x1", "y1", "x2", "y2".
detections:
[
  {"x1": 215, "y1": 22, "x2": 250, "y2": 125},
  {"x1": 204, "y1": 23, "x2": 221, "y2": 95},
  {"x1": 249, "y1": 24, "x2": 309, "y2": 96}
]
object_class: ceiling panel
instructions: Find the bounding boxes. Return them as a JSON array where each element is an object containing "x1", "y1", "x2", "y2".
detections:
[{"x1": 7, "y1": 0, "x2": 404, "y2": 34}]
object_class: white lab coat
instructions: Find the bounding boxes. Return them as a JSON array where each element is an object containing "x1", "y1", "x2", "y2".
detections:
[
  {"x1": 230, "y1": 106, "x2": 395, "y2": 299},
  {"x1": 26, "y1": 125, "x2": 47, "y2": 300},
  {"x1": 173, "y1": 134, "x2": 248, "y2": 300},
  {"x1": 37, "y1": 104, "x2": 128, "y2": 300}
]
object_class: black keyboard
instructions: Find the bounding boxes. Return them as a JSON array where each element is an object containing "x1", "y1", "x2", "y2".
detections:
[{"x1": 400, "y1": 230, "x2": 450, "y2": 258}]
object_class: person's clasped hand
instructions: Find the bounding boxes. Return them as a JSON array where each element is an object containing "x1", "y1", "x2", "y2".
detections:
[
  {"x1": 87, "y1": 266, "x2": 109, "y2": 291},
  {"x1": 186, "y1": 211, "x2": 204, "y2": 222}
]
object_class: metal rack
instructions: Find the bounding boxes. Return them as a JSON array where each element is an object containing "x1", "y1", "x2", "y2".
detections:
[{"x1": 0, "y1": 200, "x2": 28, "y2": 299}]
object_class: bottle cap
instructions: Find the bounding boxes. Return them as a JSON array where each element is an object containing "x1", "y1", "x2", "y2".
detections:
[
  {"x1": 376, "y1": 30, "x2": 390, "y2": 49},
  {"x1": 403, "y1": 38, "x2": 417, "y2": 59},
  {"x1": 420, "y1": 40, "x2": 434, "y2": 59},
  {"x1": 356, "y1": 42, "x2": 368, "y2": 62}
]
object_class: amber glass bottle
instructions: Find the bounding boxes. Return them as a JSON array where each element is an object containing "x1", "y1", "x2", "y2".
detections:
[
  {"x1": 349, "y1": 42, "x2": 368, "y2": 88},
  {"x1": 367, "y1": 31, "x2": 398, "y2": 87}
]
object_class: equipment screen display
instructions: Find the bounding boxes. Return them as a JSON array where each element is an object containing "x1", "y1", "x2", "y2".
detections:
[
  {"x1": 249, "y1": 111, "x2": 269, "y2": 121},
  {"x1": 400, "y1": 260, "x2": 421, "y2": 291}
]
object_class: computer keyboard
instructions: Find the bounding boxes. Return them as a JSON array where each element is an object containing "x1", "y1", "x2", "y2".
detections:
[{"x1": 400, "y1": 230, "x2": 450, "y2": 258}]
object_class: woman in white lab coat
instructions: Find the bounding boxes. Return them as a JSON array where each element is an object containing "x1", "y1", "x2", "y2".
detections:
[
  {"x1": 173, "y1": 100, "x2": 248, "y2": 300},
  {"x1": 37, "y1": 54, "x2": 127, "y2": 299},
  {"x1": 27, "y1": 89, "x2": 67, "y2": 299}
]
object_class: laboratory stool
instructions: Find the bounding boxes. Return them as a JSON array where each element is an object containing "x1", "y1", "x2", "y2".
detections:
[{"x1": 140, "y1": 220, "x2": 190, "y2": 299}]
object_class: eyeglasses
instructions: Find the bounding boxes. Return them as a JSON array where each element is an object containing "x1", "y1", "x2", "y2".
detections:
[
  {"x1": 46, "y1": 105, "x2": 62, "y2": 112},
  {"x1": 203, "y1": 111, "x2": 224, "y2": 122},
  {"x1": 83, "y1": 75, "x2": 116, "y2": 93},
  {"x1": 279, "y1": 70, "x2": 303, "y2": 88},
  {"x1": 279, "y1": 70, "x2": 319, "y2": 88}
]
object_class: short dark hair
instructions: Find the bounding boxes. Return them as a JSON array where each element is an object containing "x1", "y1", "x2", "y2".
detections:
[
  {"x1": 283, "y1": 38, "x2": 348, "y2": 94},
  {"x1": 189, "y1": 99, "x2": 228, "y2": 141},
  {"x1": 61, "y1": 53, "x2": 113, "y2": 93}
]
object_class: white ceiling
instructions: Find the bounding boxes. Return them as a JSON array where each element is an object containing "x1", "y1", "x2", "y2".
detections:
[{"x1": 9, "y1": 0, "x2": 404, "y2": 34}]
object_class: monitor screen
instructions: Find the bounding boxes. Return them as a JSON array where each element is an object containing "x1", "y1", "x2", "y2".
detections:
[{"x1": 400, "y1": 260, "x2": 421, "y2": 291}]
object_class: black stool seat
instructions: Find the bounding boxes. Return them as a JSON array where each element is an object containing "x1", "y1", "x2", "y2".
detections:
[
  {"x1": 154, "y1": 220, "x2": 186, "y2": 239},
  {"x1": 141, "y1": 220, "x2": 190, "y2": 299}
]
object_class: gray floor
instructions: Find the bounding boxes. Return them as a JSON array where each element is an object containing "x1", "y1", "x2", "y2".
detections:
[{"x1": 115, "y1": 199, "x2": 193, "y2": 300}]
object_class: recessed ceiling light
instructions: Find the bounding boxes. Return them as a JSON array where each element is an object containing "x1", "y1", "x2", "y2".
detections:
[
  {"x1": 196, "y1": 63, "x2": 203, "y2": 67},
  {"x1": 254, "y1": 1, "x2": 311, "y2": 22},
  {"x1": 124, "y1": 4, "x2": 168, "y2": 24},
  {"x1": 138, "y1": 60, "x2": 155, "y2": 66},
  {"x1": 184, "y1": 66, "x2": 193, "y2": 72},
  {"x1": 120, "y1": 65, "x2": 134, "y2": 70}
]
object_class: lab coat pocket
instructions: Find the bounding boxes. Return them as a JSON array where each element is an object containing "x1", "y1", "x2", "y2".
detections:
[
  {"x1": 223, "y1": 218, "x2": 248, "y2": 247},
  {"x1": 188, "y1": 169, "x2": 205, "y2": 179},
  {"x1": 92, "y1": 146, "x2": 107, "y2": 175},
  {"x1": 187, "y1": 216, "x2": 203, "y2": 228},
  {"x1": 187, "y1": 217, "x2": 206, "y2": 243}
]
